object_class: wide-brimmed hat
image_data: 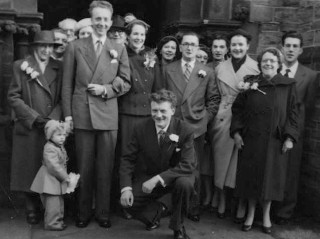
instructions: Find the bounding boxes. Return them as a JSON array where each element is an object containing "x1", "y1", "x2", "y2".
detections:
[
  {"x1": 31, "y1": 30, "x2": 61, "y2": 46},
  {"x1": 110, "y1": 15, "x2": 125, "y2": 31}
]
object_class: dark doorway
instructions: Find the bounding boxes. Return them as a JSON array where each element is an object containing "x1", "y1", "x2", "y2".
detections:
[{"x1": 38, "y1": 0, "x2": 163, "y2": 47}]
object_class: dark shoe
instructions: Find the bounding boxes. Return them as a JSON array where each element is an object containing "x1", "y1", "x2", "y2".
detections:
[
  {"x1": 241, "y1": 224, "x2": 252, "y2": 232},
  {"x1": 146, "y1": 220, "x2": 160, "y2": 231},
  {"x1": 262, "y1": 226, "x2": 272, "y2": 234},
  {"x1": 274, "y1": 216, "x2": 289, "y2": 225},
  {"x1": 122, "y1": 208, "x2": 133, "y2": 220},
  {"x1": 217, "y1": 212, "x2": 225, "y2": 219},
  {"x1": 146, "y1": 203, "x2": 167, "y2": 231},
  {"x1": 174, "y1": 226, "x2": 190, "y2": 239},
  {"x1": 75, "y1": 219, "x2": 90, "y2": 228},
  {"x1": 26, "y1": 212, "x2": 40, "y2": 225},
  {"x1": 96, "y1": 218, "x2": 111, "y2": 228},
  {"x1": 234, "y1": 216, "x2": 246, "y2": 224},
  {"x1": 187, "y1": 214, "x2": 200, "y2": 222}
]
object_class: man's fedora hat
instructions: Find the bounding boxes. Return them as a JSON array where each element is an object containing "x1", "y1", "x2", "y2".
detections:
[
  {"x1": 110, "y1": 15, "x2": 125, "y2": 31},
  {"x1": 31, "y1": 30, "x2": 61, "y2": 46}
]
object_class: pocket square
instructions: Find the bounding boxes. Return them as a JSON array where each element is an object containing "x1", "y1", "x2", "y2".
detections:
[{"x1": 111, "y1": 59, "x2": 118, "y2": 64}]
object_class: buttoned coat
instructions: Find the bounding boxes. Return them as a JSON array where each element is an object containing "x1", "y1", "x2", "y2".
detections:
[
  {"x1": 163, "y1": 60, "x2": 220, "y2": 138},
  {"x1": 120, "y1": 117, "x2": 196, "y2": 189},
  {"x1": 8, "y1": 55, "x2": 62, "y2": 192},
  {"x1": 31, "y1": 142, "x2": 69, "y2": 195},
  {"x1": 62, "y1": 36, "x2": 130, "y2": 130}
]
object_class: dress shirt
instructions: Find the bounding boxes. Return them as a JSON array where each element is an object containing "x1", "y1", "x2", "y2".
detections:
[
  {"x1": 91, "y1": 32, "x2": 107, "y2": 52},
  {"x1": 281, "y1": 61, "x2": 299, "y2": 78},
  {"x1": 181, "y1": 58, "x2": 196, "y2": 74}
]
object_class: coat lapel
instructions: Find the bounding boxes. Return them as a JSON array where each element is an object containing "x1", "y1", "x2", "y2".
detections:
[
  {"x1": 182, "y1": 61, "x2": 202, "y2": 103},
  {"x1": 167, "y1": 60, "x2": 187, "y2": 95},
  {"x1": 90, "y1": 38, "x2": 113, "y2": 84},
  {"x1": 80, "y1": 37, "x2": 97, "y2": 73},
  {"x1": 294, "y1": 63, "x2": 307, "y2": 89},
  {"x1": 44, "y1": 59, "x2": 59, "y2": 86}
]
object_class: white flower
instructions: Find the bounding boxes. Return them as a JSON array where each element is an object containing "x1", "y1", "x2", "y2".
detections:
[
  {"x1": 169, "y1": 134, "x2": 179, "y2": 143},
  {"x1": 149, "y1": 60, "x2": 156, "y2": 68},
  {"x1": 110, "y1": 49, "x2": 118, "y2": 59},
  {"x1": 176, "y1": 148, "x2": 181, "y2": 152},
  {"x1": 238, "y1": 81, "x2": 245, "y2": 89},
  {"x1": 111, "y1": 59, "x2": 118, "y2": 64},
  {"x1": 30, "y1": 71, "x2": 40, "y2": 79},
  {"x1": 198, "y1": 70, "x2": 207, "y2": 78},
  {"x1": 250, "y1": 82, "x2": 258, "y2": 90},
  {"x1": 26, "y1": 67, "x2": 33, "y2": 74},
  {"x1": 144, "y1": 59, "x2": 149, "y2": 67},
  {"x1": 243, "y1": 82, "x2": 250, "y2": 90},
  {"x1": 20, "y1": 61, "x2": 29, "y2": 71}
]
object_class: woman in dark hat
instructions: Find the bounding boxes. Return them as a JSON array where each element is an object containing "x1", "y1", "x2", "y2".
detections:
[{"x1": 8, "y1": 30, "x2": 63, "y2": 225}]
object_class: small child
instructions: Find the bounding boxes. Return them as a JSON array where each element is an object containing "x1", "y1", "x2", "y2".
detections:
[{"x1": 31, "y1": 120, "x2": 70, "y2": 231}]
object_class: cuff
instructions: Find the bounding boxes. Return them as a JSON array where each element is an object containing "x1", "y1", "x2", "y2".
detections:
[
  {"x1": 156, "y1": 175, "x2": 166, "y2": 187},
  {"x1": 121, "y1": 186, "x2": 132, "y2": 194}
]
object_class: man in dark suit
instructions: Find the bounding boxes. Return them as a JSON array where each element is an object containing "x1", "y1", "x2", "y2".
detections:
[
  {"x1": 275, "y1": 31, "x2": 318, "y2": 224},
  {"x1": 163, "y1": 32, "x2": 220, "y2": 221},
  {"x1": 120, "y1": 89, "x2": 195, "y2": 239},
  {"x1": 62, "y1": 0, "x2": 130, "y2": 228}
]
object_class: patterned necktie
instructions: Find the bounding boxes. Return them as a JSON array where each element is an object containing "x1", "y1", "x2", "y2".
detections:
[
  {"x1": 284, "y1": 69, "x2": 291, "y2": 77},
  {"x1": 159, "y1": 130, "x2": 165, "y2": 147},
  {"x1": 184, "y1": 63, "x2": 191, "y2": 82},
  {"x1": 96, "y1": 40, "x2": 103, "y2": 58}
]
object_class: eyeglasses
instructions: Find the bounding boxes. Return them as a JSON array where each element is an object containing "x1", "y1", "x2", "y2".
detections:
[
  {"x1": 181, "y1": 43, "x2": 198, "y2": 48},
  {"x1": 261, "y1": 59, "x2": 278, "y2": 64},
  {"x1": 109, "y1": 30, "x2": 125, "y2": 35}
]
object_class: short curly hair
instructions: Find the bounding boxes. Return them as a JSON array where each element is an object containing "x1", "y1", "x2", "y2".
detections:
[
  {"x1": 257, "y1": 47, "x2": 283, "y2": 74},
  {"x1": 150, "y1": 89, "x2": 177, "y2": 109},
  {"x1": 155, "y1": 35, "x2": 181, "y2": 61}
]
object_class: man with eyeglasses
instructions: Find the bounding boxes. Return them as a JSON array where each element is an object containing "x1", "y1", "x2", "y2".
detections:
[
  {"x1": 274, "y1": 31, "x2": 318, "y2": 225},
  {"x1": 163, "y1": 32, "x2": 221, "y2": 222},
  {"x1": 107, "y1": 15, "x2": 127, "y2": 45}
]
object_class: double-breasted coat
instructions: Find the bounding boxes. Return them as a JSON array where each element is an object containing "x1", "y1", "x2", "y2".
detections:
[
  {"x1": 31, "y1": 141, "x2": 69, "y2": 195},
  {"x1": 230, "y1": 74, "x2": 300, "y2": 201},
  {"x1": 8, "y1": 55, "x2": 62, "y2": 192},
  {"x1": 212, "y1": 56, "x2": 259, "y2": 189}
]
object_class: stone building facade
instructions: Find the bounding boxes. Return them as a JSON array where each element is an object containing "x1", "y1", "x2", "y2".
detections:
[{"x1": 0, "y1": 0, "x2": 319, "y2": 218}]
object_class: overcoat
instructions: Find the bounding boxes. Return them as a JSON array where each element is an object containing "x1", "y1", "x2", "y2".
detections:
[
  {"x1": 230, "y1": 74, "x2": 300, "y2": 201},
  {"x1": 8, "y1": 55, "x2": 62, "y2": 192},
  {"x1": 212, "y1": 56, "x2": 259, "y2": 189},
  {"x1": 163, "y1": 60, "x2": 220, "y2": 138},
  {"x1": 31, "y1": 141, "x2": 68, "y2": 195}
]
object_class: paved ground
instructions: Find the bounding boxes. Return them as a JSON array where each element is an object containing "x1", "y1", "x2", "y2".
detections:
[{"x1": 1, "y1": 208, "x2": 320, "y2": 239}]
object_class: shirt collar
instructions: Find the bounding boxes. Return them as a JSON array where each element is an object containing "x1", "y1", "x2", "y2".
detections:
[
  {"x1": 281, "y1": 61, "x2": 299, "y2": 77},
  {"x1": 92, "y1": 32, "x2": 107, "y2": 45},
  {"x1": 34, "y1": 52, "x2": 48, "y2": 73},
  {"x1": 181, "y1": 58, "x2": 196, "y2": 70},
  {"x1": 155, "y1": 123, "x2": 170, "y2": 135}
]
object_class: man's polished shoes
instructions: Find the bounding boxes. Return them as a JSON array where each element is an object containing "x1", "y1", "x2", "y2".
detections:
[
  {"x1": 174, "y1": 226, "x2": 190, "y2": 239},
  {"x1": 122, "y1": 208, "x2": 133, "y2": 220},
  {"x1": 96, "y1": 218, "x2": 111, "y2": 228},
  {"x1": 146, "y1": 220, "x2": 160, "y2": 231},
  {"x1": 75, "y1": 219, "x2": 90, "y2": 228},
  {"x1": 146, "y1": 203, "x2": 168, "y2": 231},
  {"x1": 187, "y1": 214, "x2": 200, "y2": 222},
  {"x1": 26, "y1": 212, "x2": 40, "y2": 225}
]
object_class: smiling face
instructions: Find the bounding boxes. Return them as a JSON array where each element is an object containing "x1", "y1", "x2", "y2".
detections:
[
  {"x1": 151, "y1": 101, "x2": 175, "y2": 129},
  {"x1": 261, "y1": 51, "x2": 280, "y2": 80},
  {"x1": 79, "y1": 26, "x2": 93, "y2": 39},
  {"x1": 180, "y1": 35, "x2": 199, "y2": 62},
  {"x1": 196, "y1": 49, "x2": 208, "y2": 64},
  {"x1": 91, "y1": 7, "x2": 113, "y2": 38},
  {"x1": 128, "y1": 24, "x2": 146, "y2": 51},
  {"x1": 281, "y1": 37, "x2": 303, "y2": 66},
  {"x1": 34, "y1": 44, "x2": 53, "y2": 62},
  {"x1": 107, "y1": 28, "x2": 127, "y2": 44},
  {"x1": 230, "y1": 35, "x2": 249, "y2": 60},
  {"x1": 161, "y1": 40, "x2": 177, "y2": 62},
  {"x1": 53, "y1": 31, "x2": 67, "y2": 54},
  {"x1": 212, "y1": 39, "x2": 228, "y2": 61}
]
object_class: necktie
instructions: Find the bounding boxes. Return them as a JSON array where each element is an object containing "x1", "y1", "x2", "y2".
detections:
[
  {"x1": 184, "y1": 63, "x2": 191, "y2": 82},
  {"x1": 284, "y1": 69, "x2": 291, "y2": 77},
  {"x1": 159, "y1": 130, "x2": 165, "y2": 147},
  {"x1": 96, "y1": 40, "x2": 103, "y2": 57}
]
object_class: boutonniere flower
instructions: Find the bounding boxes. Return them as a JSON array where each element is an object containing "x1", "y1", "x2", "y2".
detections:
[
  {"x1": 110, "y1": 49, "x2": 118, "y2": 63},
  {"x1": 20, "y1": 61, "x2": 28, "y2": 71},
  {"x1": 169, "y1": 134, "x2": 179, "y2": 143},
  {"x1": 20, "y1": 61, "x2": 42, "y2": 86},
  {"x1": 198, "y1": 70, "x2": 207, "y2": 78},
  {"x1": 143, "y1": 49, "x2": 157, "y2": 69},
  {"x1": 238, "y1": 81, "x2": 266, "y2": 95}
]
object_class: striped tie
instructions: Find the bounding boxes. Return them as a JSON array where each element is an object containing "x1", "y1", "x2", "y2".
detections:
[
  {"x1": 184, "y1": 63, "x2": 191, "y2": 82},
  {"x1": 159, "y1": 130, "x2": 165, "y2": 147},
  {"x1": 96, "y1": 40, "x2": 102, "y2": 57},
  {"x1": 284, "y1": 69, "x2": 291, "y2": 77}
]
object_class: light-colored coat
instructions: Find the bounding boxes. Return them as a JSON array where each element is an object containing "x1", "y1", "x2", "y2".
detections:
[
  {"x1": 163, "y1": 60, "x2": 220, "y2": 138},
  {"x1": 8, "y1": 56, "x2": 62, "y2": 192},
  {"x1": 212, "y1": 56, "x2": 259, "y2": 189},
  {"x1": 31, "y1": 142, "x2": 69, "y2": 195},
  {"x1": 62, "y1": 36, "x2": 130, "y2": 130}
]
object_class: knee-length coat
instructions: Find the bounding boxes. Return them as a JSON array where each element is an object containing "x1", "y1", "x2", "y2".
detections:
[
  {"x1": 230, "y1": 74, "x2": 300, "y2": 201},
  {"x1": 8, "y1": 55, "x2": 62, "y2": 192},
  {"x1": 212, "y1": 56, "x2": 259, "y2": 189}
]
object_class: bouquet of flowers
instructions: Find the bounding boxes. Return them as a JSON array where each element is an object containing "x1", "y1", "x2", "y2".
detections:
[{"x1": 238, "y1": 75, "x2": 266, "y2": 95}]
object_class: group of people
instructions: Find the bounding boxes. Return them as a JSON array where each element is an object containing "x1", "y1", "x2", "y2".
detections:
[{"x1": 7, "y1": 0, "x2": 318, "y2": 239}]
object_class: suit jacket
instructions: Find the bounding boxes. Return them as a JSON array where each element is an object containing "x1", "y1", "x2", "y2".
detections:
[
  {"x1": 293, "y1": 63, "x2": 318, "y2": 131},
  {"x1": 163, "y1": 60, "x2": 220, "y2": 138},
  {"x1": 62, "y1": 36, "x2": 130, "y2": 130},
  {"x1": 119, "y1": 117, "x2": 196, "y2": 189},
  {"x1": 30, "y1": 142, "x2": 68, "y2": 195}
]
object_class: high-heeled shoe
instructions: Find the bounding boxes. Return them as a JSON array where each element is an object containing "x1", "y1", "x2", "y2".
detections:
[
  {"x1": 241, "y1": 224, "x2": 252, "y2": 232},
  {"x1": 262, "y1": 225, "x2": 272, "y2": 234},
  {"x1": 217, "y1": 212, "x2": 225, "y2": 219}
]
